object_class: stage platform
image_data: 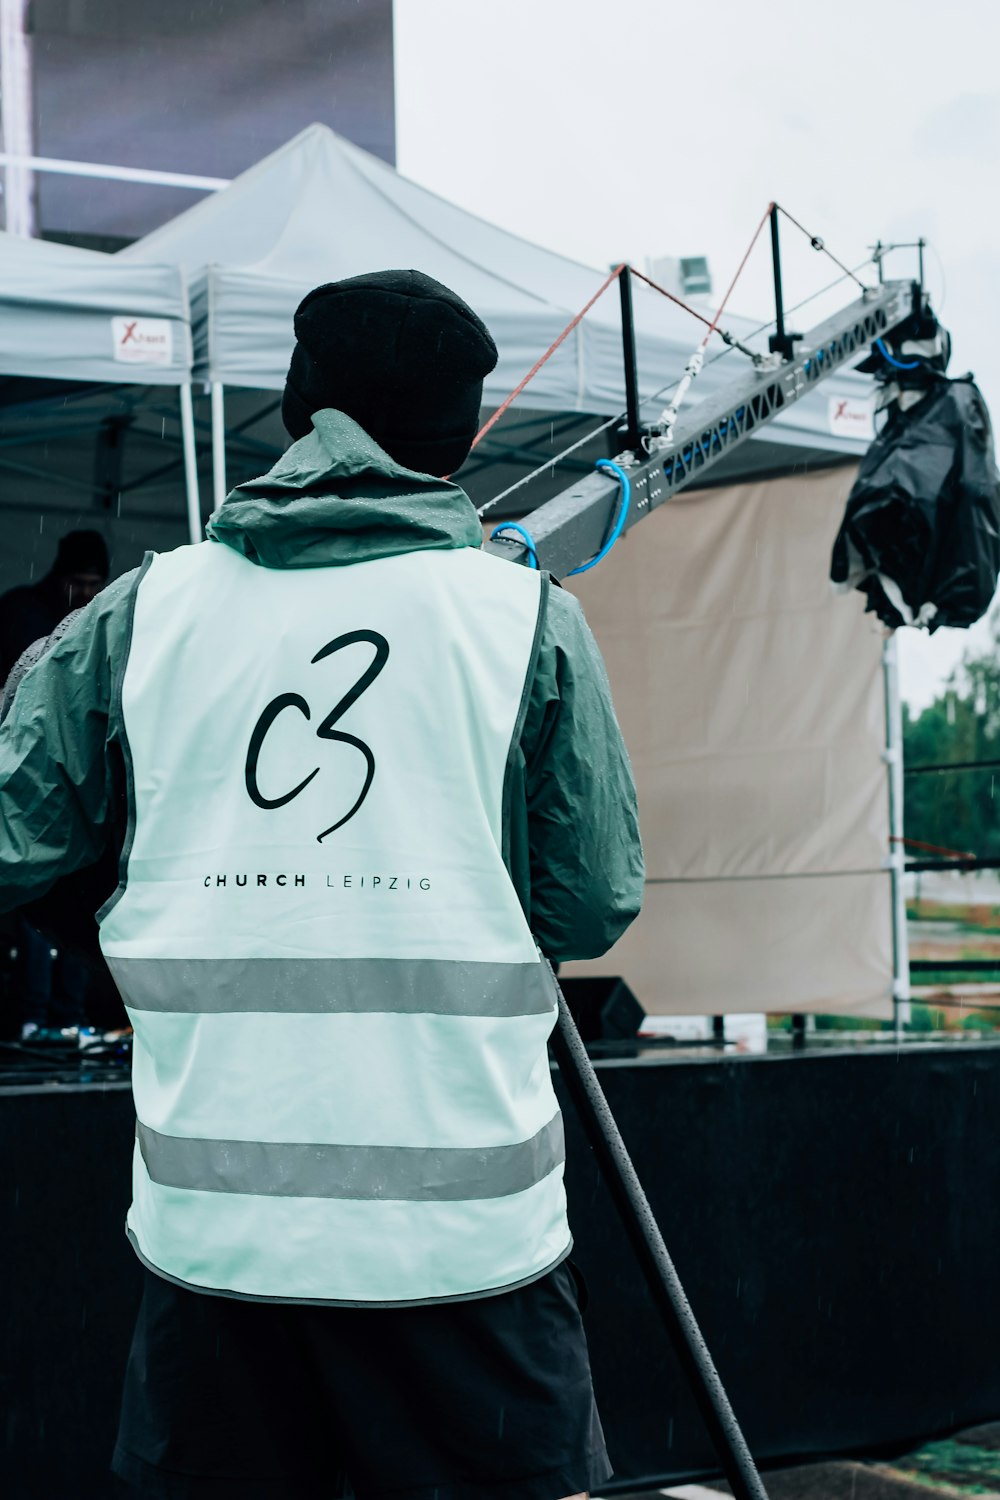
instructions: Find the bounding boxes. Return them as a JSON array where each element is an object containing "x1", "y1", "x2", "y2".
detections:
[{"x1": 2, "y1": 1039, "x2": 999, "y2": 1499}]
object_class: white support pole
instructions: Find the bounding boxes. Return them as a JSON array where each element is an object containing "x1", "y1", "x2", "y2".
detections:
[
  {"x1": 882, "y1": 632, "x2": 911, "y2": 1034},
  {"x1": 0, "y1": 151, "x2": 228, "y2": 192},
  {"x1": 0, "y1": 0, "x2": 37, "y2": 237},
  {"x1": 211, "y1": 383, "x2": 227, "y2": 513},
  {"x1": 179, "y1": 384, "x2": 203, "y2": 545}
]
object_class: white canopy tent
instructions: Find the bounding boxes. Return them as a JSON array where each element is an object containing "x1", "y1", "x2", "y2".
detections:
[
  {"x1": 119, "y1": 123, "x2": 875, "y2": 514},
  {"x1": 111, "y1": 127, "x2": 900, "y2": 1023},
  {"x1": 0, "y1": 231, "x2": 202, "y2": 543}
]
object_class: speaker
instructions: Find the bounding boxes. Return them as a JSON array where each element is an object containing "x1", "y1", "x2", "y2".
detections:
[{"x1": 558, "y1": 976, "x2": 645, "y2": 1042}]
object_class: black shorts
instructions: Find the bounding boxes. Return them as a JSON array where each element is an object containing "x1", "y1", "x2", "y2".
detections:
[{"x1": 112, "y1": 1262, "x2": 612, "y2": 1500}]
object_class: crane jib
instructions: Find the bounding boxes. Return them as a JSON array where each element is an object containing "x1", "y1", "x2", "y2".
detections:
[{"x1": 484, "y1": 280, "x2": 913, "y2": 582}]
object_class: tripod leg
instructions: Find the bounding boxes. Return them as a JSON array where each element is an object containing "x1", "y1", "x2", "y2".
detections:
[{"x1": 550, "y1": 990, "x2": 769, "y2": 1500}]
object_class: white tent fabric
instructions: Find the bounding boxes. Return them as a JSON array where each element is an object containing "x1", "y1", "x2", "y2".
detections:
[
  {"x1": 560, "y1": 465, "x2": 893, "y2": 1019},
  {"x1": 0, "y1": 232, "x2": 201, "y2": 541},
  {"x1": 0, "y1": 231, "x2": 192, "y2": 386},
  {"x1": 120, "y1": 124, "x2": 873, "y2": 456}
]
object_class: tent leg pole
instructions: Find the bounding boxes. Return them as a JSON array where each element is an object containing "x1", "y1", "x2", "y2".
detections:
[
  {"x1": 211, "y1": 381, "x2": 227, "y2": 512},
  {"x1": 179, "y1": 384, "x2": 202, "y2": 545},
  {"x1": 549, "y1": 983, "x2": 769, "y2": 1500},
  {"x1": 0, "y1": 0, "x2": 37, "y2": 237},
  {"x1": 883, "y1": 632, "x2": 911, "y2": 1036}
]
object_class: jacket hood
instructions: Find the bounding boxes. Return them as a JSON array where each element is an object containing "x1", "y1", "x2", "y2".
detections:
[{"x1": 206, "y1": 408, "x2": 484, "y2": 569}]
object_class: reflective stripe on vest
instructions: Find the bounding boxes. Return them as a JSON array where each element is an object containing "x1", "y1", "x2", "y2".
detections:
[
  {"x1": 100, "y1": 543, "x2": 570, "y2": 1304},
  {"x1": 135, "y1": 1114, "x2": 565, "y2": 1201}
]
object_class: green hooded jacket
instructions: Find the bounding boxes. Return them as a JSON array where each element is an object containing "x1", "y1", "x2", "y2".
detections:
[{"x1": 0, "y1": 411, "x2": 643, "y2": 961}]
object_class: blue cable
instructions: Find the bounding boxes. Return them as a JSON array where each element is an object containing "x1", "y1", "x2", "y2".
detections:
[
  {"x1": 875, "y1": 337, "x2": 921, "y2": 371},
  {"x1": 489, "y1": 521, "x2": 539, "y2": 568},
  {"x1": 491, "y1": 459, "x2": 631, "y2": 576},
  {"x1": 567, "y1": 460, "x2": 631, "y2": 576}
]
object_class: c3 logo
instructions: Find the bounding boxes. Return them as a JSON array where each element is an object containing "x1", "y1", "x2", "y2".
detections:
[{"x1": 244, "y1": 631, "x2": 390, "y2": 842}]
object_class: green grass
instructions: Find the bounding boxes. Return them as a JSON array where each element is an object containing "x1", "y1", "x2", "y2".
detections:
[
  {"x1": 907, "y1": 901, "x2": 1000, "y2": 929},
  {"x1": 897, "y1": 1436, "x2": 1000, "y2": 1494}
]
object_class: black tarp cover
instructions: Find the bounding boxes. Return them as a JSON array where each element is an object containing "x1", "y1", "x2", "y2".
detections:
[{"x1": 831, "y1": 376, "x2": 1000, "y2": 631}]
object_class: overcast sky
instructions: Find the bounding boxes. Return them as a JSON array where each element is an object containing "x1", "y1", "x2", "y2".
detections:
[{"x1": 394, "y1": 0, "x2": 1000, "y2": 709}]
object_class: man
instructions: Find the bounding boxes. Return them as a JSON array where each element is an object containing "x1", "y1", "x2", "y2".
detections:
[
  {"x1": 0, "y1": 270, "x2": 644, "y2": 1500},
  {"x1": 0, "y1": 527, "x2": 108, "y2": 682}
]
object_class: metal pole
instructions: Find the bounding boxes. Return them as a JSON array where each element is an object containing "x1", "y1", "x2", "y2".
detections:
[
  {"x1": 882, "y1": 633, "x2": 911, "y2": 1034},
  {"x1": 618, "y1": 266, "x2": 642, "y2": 454},
  {"x1": 178, "y1": 384, "x2": 203, "y2": 545},
  {"x1": 210, "y1": 382, "x2": 227, "y2": 513},
  {"x1": 0, "y1": 150, "x2": 228, "y2": 191},
  {"x1": 767, "y1": 207, "x2": 793, "y2": 361},
  {"x1": 550, "y1": 988, "x2": 769, "y2": 1500},
  {"x1": 0, "y1": 0, "x2": 37, "y2": 237}
]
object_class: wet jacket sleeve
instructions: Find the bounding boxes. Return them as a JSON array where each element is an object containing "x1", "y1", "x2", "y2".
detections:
[
  {"x1": 508, "y1": 580, "x2": 644, "y2": 962},
  {"x1": 0, "y1": 571, "x2": 137, "y2": 914}
]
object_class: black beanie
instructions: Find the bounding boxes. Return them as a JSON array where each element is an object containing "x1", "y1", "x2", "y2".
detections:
[
  {"x1": 52, "y1": 529, "x2": 109, "y2": 578},
  {"x1": 282, "y1": 269, "x2": 498, "y2": 475}
]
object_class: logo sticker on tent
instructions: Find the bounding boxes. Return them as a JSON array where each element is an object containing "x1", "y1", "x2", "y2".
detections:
[
  {"x1": 111, "y1": 316, "x2": 174, "y2": 366},
  {"x1": 828, "y1": 396, "x2": 874, "y2": 442}
]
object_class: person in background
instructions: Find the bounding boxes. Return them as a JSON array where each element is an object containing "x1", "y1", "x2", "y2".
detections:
[
  {"x1": 0, "y1": 528, "x2": 109, "y2": 683},
  {"x1": 0, "y1": 529, "x2": 109, "y2": 1038}
]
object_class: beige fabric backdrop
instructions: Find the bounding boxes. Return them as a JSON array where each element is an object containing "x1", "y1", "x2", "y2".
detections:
[{"x1": 558, "y1": 464, "x2": 893, "y2": 1018}]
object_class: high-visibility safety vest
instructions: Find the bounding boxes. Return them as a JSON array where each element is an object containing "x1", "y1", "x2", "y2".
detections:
[{"x1": 99, "y1": 541, "x2": 570, "y2": 1305}]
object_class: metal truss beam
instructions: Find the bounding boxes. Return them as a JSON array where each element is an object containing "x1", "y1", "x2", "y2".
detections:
[{"x1": 484, "y1": 280, "x2": 912, "y2": 578}]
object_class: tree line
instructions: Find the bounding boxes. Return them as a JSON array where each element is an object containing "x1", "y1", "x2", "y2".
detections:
[{"x1": 904, "y1": 619, "x2": 1000, "y2": 861}]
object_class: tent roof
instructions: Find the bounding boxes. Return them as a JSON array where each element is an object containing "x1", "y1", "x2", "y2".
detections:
[
  {"x1": 0, "y1": 232, "x2": 192, "y2": 386},
  {"x1": 121, "y1": 124, "x2": 873, "y2": 459}
]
